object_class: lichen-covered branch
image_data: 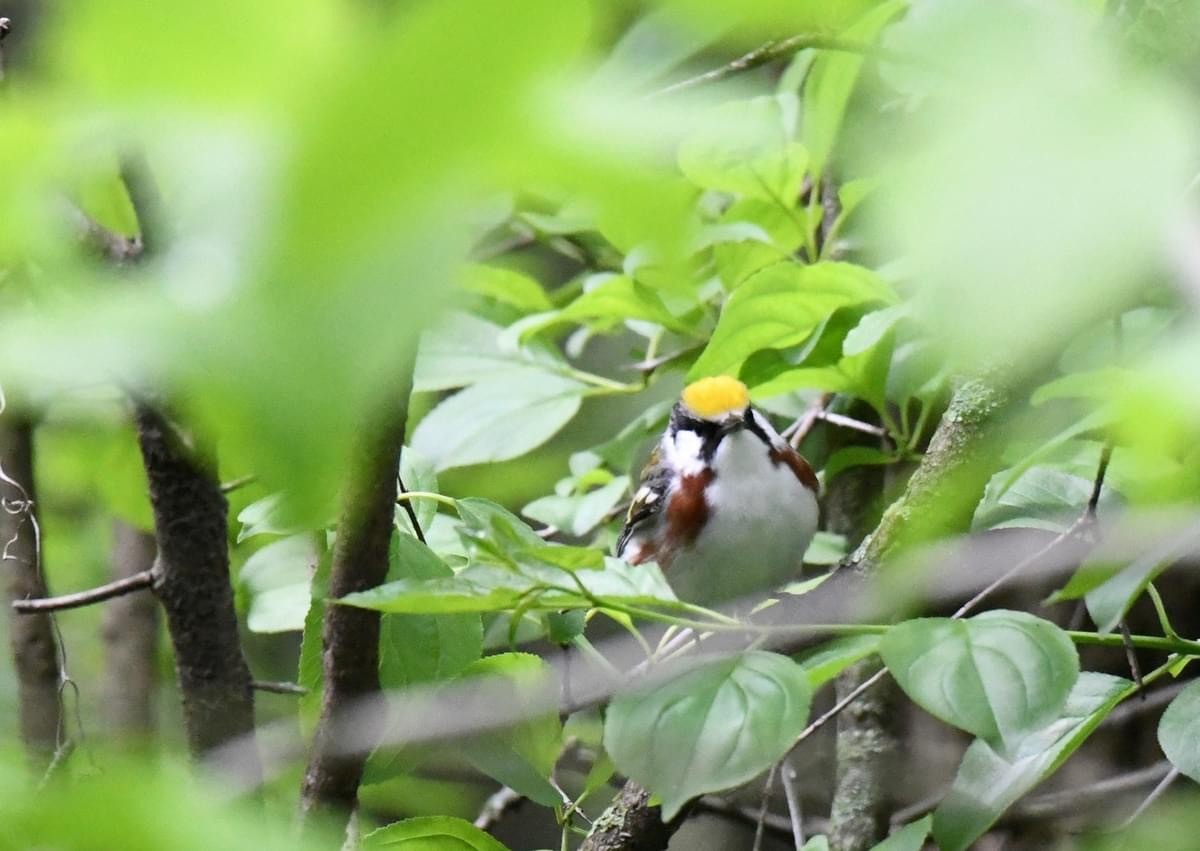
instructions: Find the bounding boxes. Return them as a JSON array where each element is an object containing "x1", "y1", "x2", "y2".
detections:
[{"x1": 580, "y1": 782, "x2": 685, "y2": 851}]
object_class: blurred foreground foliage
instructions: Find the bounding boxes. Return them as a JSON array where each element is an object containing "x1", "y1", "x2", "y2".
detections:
[{"x1": 6, "y1": 0, "x2": 1200, "y2": 849}]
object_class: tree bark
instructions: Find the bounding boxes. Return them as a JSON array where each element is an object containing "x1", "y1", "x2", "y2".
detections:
[
  {"x1": 299, "y1": 411, "x2": 409, "y2": 824},
  {"x1": 0, "y1": 417, "x2": 63, "y2": 770},
  {"x1": 580, "y1": 782, "x2": 684, "y2": 851},
  {"x1": 102, "y1": 519, "x2": 159, "y2": 744},
  {"x1": 135, "y1": 405, "x2": 259, "y2": 770}
]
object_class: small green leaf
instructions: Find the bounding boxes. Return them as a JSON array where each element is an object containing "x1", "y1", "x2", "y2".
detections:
[
  {"x1": 933, "y1": 673, "x2": 1130, "y2": 851},
  {"x1": 803, "y1": 531, "x2": 848, "y2": 566},
  {"x1": 843, "y1": 304, "x2": 910, "y2": 356},
  {"x1": 461, "y1": 264, "x2": 552, "y2": 313},
  {"x1": 298, "y1": 547, "x2": 332, "y2": 736},
  {"x1": 396, "y1": 447, "x2": 439, "y2": 538},
  {"x1": 412, "y1": 369, "x2": 585, "y2": 471},
  {"x1": 413, "y1": 313, "x2": 564, "y2": 392},
  {"x1": 801, "y1": 837, "x2": 830, "y2": 851},
  {"x1": 605, "y1": 651, "x2": 813, "y2": 820},
  {"x1": 240, "y1": 534, "x2": 317, "y2": 633},
  {"x1": 1159, "y1": 680, "x2": 1200, "y2": 783},
  {"x1": 797, "y1": 634, "x2": 880, "y2": 688},
  {"x1": 690, "y1": 262, "x2": 895, "y2": 380},
  {"x1": 552, "y1": 274, "x2": 697, "y2": 335},
  {"x1": 871, "y1": 816, "x2": 932, "y2": 851},
  {"x1": 823, "y1": 446, "x2": 897, "y2": 482},
  {"x1": 236, "y1": 493, "x2": 301, "y2": 542},
  {"x1": 339, "y1": 567, "x2": 536, "y2": 614},
  {"x1": 880, "y1": 611, "x2": 1079, "y2": 750},
  {"x1": 523, "y1": 475, "x2": 630, "y2": 537},
  {"x1": 973, "y1": 465, "x2": 1120, "y2": 534},
  {"x1": 362, "y1": 816, "x2": 511, "y2": 850},
  {"x1": 455, "y1": 653, "x2": 562, "y2": 807}
]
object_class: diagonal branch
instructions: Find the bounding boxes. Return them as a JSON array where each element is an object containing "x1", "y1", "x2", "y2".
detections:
[{"x1": 12, "y1": 569, "x2": 154, "y2": 614}]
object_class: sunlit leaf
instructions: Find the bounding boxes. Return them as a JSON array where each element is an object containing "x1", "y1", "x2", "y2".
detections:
[
  {"x1": 1159, "y1": 680, "x2": 1200, "y2": 783},
  {"x1": 362, "y1": 816, "x2": 511, "y2": 850}
]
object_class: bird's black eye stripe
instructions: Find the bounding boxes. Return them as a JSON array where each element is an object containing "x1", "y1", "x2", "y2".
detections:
[
  {"x1": 668, "y1": 404, "x2": 725, "y2": 460},
  {"x1": 741, "y1": 406, "x2": 773, "y2": 446}
]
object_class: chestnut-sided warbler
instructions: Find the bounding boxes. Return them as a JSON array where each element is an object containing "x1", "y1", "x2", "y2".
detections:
[{"x1": 617, "y1": 376, "x2": 820, "y2": 604}]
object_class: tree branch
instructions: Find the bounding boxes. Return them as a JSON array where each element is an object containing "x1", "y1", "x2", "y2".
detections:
[
  {"x1": 580, "y1": 782, "x2": 686, "y2": 851},
  {"x1": 12, "y1": 569, "x2": 154, "y2": 614},
  {"x1": 299, "y1": 411, "x2": 410, "y2": 824},
  {"x1": 0, "y1": 416, "x2": 64, "y2": 769}
]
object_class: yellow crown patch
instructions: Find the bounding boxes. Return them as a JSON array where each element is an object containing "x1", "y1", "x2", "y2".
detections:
[{"x1": 681, "y1": 376, "x2": 749, "y2": 420}]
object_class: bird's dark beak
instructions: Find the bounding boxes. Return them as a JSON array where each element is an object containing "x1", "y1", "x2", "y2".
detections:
[{"x1": 719, "y1": 412, "x2": 746, "y2": 436}]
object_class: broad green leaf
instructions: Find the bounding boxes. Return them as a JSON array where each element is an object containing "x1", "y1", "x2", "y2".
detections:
[
  {"x1": 871, "y1": 816, "x2": 932, "y2": 851},
  {"x1": 992, "y1": 411, "x2": 1112, "y2": 496},
  {"x1": 605, "y1": 650, "x2": 813, "y2": 819},
  {"x1": 690, "y1": 262, "x2": 895, "y2": 380},
  {"x1": 880, "y1": 611, "x2": 1079, "y2": 750},
  {"x1": 455, "y1": 653, "x2": 562, "y2": 807},
  {"x1": 339, "y1": 567, "x2": 536, "y2": 614},
  {"x1": 797, "y1": 634, "x2": 880, "y2": 688},
  {"x1": 1158, "y1": 680, "x2": 1200, "y2": 783},
  {"x1": 461, "y1": 265, "x2": 552, "y2": 313},
  {"x1": 236, "y1": 493, "x2": 302, "y2": 542},
  {"x1": 379, "y1": 534, "x2": 482, "y2": 688},
  {"x1": 933, "y1": 673, "x2": 1130, "y2": 851},
  {"x1": 803, "y1": 0, "x2": 907, "y2": 178},
  {"x1": 522, "y1": 475, "x2": 630, "y2": 537},
  {"x1": 412, "y1": 369, "x2": 585, "y2": 470},
  {"x1": 973, "y1": 465, "x2": 1119, "y2": 534},
  {"x1": 396, "y1": 447, "x2": 440, "y2": 539},
  {"x1": 843, "y1": 304, "x2": 910, "y2": 357},
  {"x1": 1031, "y1": 367, "x2": 1131, "y2": 406},
  {"x1": 678, "y1": 93, "x2": 808, "y2": 202},
  {"x1": 240, "y1": 534, "x2": 317, "y2": 633},
  {"x1": 712, "y1": 198, "x2": 808, "y2": 290},
  {"x1": 362, "y1": 816, "x2": 510, "y2": 850},
  {"x1": 1082, "y1": 522, "x2": 1200, "y2": 633}
]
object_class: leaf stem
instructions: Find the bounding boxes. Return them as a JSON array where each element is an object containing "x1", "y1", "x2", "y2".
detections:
[{"x1": 395, "y1": 490, "x2": 457, "y2": 508}]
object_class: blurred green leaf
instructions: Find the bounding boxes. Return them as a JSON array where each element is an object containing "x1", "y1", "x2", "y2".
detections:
[
  {"x1": 362, "y1": 816, "x2": 511, "y2": 850},
  {"x1": 237, "y1": 494, "x2": 302, "y2": 543},
  {"x1": 797, "y1": 634, "x2": 880, "y2": 688},
  {"x1": 412, "y1": 370, "x2": 586, "y2": 471},
  {"x1": 461, "y1": 265, "x2": 552, "y2": 314},
  {"x1": 413, "y1": 313, "x2": 565, "y2": 393},
  {"x1": 803, "y1": 530, "x2": 849, "y2": 566},
  {"x1": 605, "y1": 650, "x2": 813, "y2": 820},
  {"x1": 298, "y1": 546, "x2": 332, "y2": 735},
  {"x1": 523, "y1": 475, "x2": 630, "y2": 537},
  {"x1": 239, "y1": 534, "x2": 316, "y2": 633},
  {"x1": 690, "y1": 262, "x2": 895, "y2": 379},
  {"x1": 871, "y1": 816, "x2": 932, "y2": 851},
  {"x1": 973, "y1": 465, "x2": 1119, "y2": 534},
  {"x1": 1159, "y1": 680, "x2": 1200, "y2": 783},
  {"x1": 678, "y1": 93, "x2": 808, "y2": 202},
  {"x1": 549, "y1": 274, "x2": 700, "y2": 335},
  {"x1": 823, "y1": 446, "x2": 897, "y2": 483},
  {"x1": 455, "y1": 653, "x2": 562, "y2": 807},
  {"x1": 881, "y1": 611, "x2": 1079, "y2": 750},
  {"x1": 933, "y1": 673, "x2": 1130, "y2": 851}
]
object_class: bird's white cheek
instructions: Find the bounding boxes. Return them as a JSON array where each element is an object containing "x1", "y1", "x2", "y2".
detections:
[{"x1": 665, "y1": 430, "x2": 706, "y2": 476}]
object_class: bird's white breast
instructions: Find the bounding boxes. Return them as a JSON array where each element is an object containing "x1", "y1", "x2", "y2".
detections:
[{"x1": 667, "y1": 430, "x2": 818, "y2": 604}]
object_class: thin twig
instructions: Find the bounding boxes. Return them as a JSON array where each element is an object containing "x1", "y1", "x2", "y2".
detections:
[
  {"x1": 251, "y1": 680, "x2": 308, "y2": 696},
  {"x1": 1118, "y1": 766, "x2": 1180, "y2": 828},
  {"x1": 652, "y1": 34, "x2": 918, "y2": 98},
  {"x1": 1087, "y1": 443, "x2": 1113, "y2": 519},
  {"x1": 752, "y1": 763, "x2": 779, "y2": 851},
  {"x1": 780, "y1": 757, "x2": 805, "y2": 848},
  {"x1": 1118, "y1": 621, "x2": 1145, "y2": 692},
  {"x1": 783, "y1": 394, "x2": 833, "y2": 449},
  {"x1": 474, "y1": 786, "x2": 524, "y2": 831},
  {"x1": 396, "y1": 473, "x2": 427, "y2": 545},
  {"x1": 793, "y1": 668, "x2": 887, "y2": 746},
  {"x1": 1104, "y1": 680, "x2": 1187, "y2": 727},
  {"x1": 219, "y1": 474, "x2": 257, "y2": 495},
  {"x1": 11, "y1": 569, "x2": 155, "y2": 614}
]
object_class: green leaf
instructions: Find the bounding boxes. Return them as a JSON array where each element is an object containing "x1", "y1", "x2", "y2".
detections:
[
  {"x1": 1030, "y1": 367, "x2": 1131, "y2": 406},
  {"x1": 240, "y1": 534, "x2": 317, "y2": 633},
  {"x1": 298, "y1": 547, "x2": 332, "y2": 736},
  {"x1": 551, "y1": 274, "x2": 697, "y2": 335},
  {"x1": 803, "y1": 530, "x2": 848, "y2": 566},
  {"x1": 973, "y1": 465, "x2": 1119, "y2": 534},
  {"x1": 413, "y1": 313, "x2": 564, "y2": 393},
  {"x1": 362, "y1": 816, "x2": 511, "y2": 850},
  {"x1": 339, "y1": 567, "x2": 536, "y2": 615},
  {"x1": 461, "y1": 265, "x2": 552, "y2": 313},
  {"x1": 605, "y1": 650, "x2": 813, "y2": 820},
  {"x1": 412, "y1": 369, "x2": 585, "y2": 471},
  {"x1": 522, "y1": 475, "x2": 630, "y2": 537},
  {"x1": 678, "y1": 93, "x2": 808, "y2": 201},
  {"x1": 1159, "y1": 680, "x2": 1200, "y2": 783},
  {"x1": 690, "y1": 262, "x2": 895, "y2": 380},
  {"x1": 933, "y1": 673, "x2": 1130, "y2": 851},
  {"x1": 880, "y1": 611, "x2": 1079, "y2": 750},
  {"x1": 823, "y1": 446, "x2": 897, "y2": 482},
  {"x1": 797, "y1": 634, "x2": 880, "y2": 688},
  {"x1": 712, "y1": 198, "x2": 809, "y2": 290},
  {"x1": 871, "y1": 816, "x2": 932, "y2": 851},
  {"x1": 236, "y1": 493, "x2": 302, "y2": 543},
  {"x1": 843, "y1": 304, "x2": 910, "y2": 356},
  {"x1": 803, "y1": 0, "x2": 907, "y2": 178},
  {"x1": 801, "y1": 837, "x2": 830, "y2": 851},
  {"x1": 455, "y1": 653, "x2": 562, "y2": 807},
  {"x1": 379, "y1": 534, "x2": 482, "y2": 688}
]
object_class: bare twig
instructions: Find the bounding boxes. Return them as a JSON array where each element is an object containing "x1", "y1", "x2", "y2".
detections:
[
  {"x1": 780, "y1": 758, "x2": 805, "y2": 848},
  {"x1": 396, "y1": 474, "x2": 427, "y2": 545},
  {"x1": 752, "y1": 762, "x2": 779, "y2": 851},
  {"x1": 219, "y1": 474, "x2": 257, "y2": 495},
  {"x1": 1118, "y1": 766, "x2": 1180, "y2": 828},
  {"x1": 12, "y1": 569, "x2": 155, "y2": 614},
  {"x1": 1104, "y1": 680, "x2": 1187, "y2": 727},
  {"x1": 251, "y1": 680, "x2": 308, "y2": 696},
  {"x1": 652, "y1": 34, "x2": 917, "y2": 98},
  {"x1": 783, "y1": 394, "x2": 833, "y2": 449},
  {"x1": 474, "y1": 786, "x2": 524, "y2": 831},
  {"x1": 794, "y1": 668, "x2": 887, "y2": 747}
]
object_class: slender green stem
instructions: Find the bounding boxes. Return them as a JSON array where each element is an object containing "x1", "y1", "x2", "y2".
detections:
[
  {"x1": 1147, "y1": 583, "x2": 1178, "y2": 640},
  {"x1": 571, "y1": 370, "x2": 645, "y2": 394},
  {"x1": 907, "y1": 400, "x2": 934, "y2": 453},
  {"x1": 395, "y1": 490, "x2": 457, "y2": 508},
  {"x1": 1066, "y1": 630, "x2": 1200, "y2": 656}
]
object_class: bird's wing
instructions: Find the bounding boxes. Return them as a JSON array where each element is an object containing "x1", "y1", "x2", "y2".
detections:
[{"x1": 616, "y1": 446, "x2": 671, "y2": 558}]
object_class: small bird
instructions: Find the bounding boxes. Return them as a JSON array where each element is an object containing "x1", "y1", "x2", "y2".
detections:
[{"x1": 617, "y1": 376, "x2": 819, "y2": 604}]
